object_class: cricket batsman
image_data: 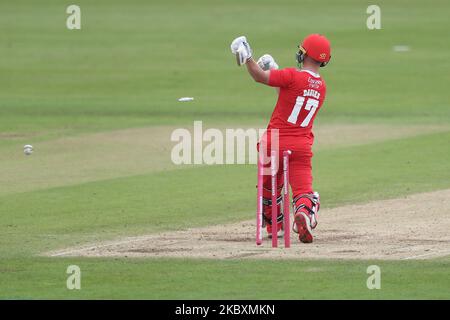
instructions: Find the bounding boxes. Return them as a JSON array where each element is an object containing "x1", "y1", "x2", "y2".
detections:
[{"x1": 230, "y1": 34, "x2": 331, "y2": 243}]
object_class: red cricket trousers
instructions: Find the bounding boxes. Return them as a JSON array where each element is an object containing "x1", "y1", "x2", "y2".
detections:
[{"x1": 258, "y1": 141, "x2": 314, "y2": 220}]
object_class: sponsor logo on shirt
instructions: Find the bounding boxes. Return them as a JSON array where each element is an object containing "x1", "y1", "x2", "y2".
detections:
[{"x1": 308, "y1": 77, "x2": 322, "y2": 89}]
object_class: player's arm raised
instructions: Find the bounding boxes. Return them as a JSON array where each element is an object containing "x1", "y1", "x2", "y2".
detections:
[
  {"x1": 246, "y1": 58, "x2": 270, "y2": 84},
  {"x1": 230, "y1": 36, "x2": 272, "y2": 85},
  {"x1": 256, "y1": 54, "x2": 280, "y2": 93}
]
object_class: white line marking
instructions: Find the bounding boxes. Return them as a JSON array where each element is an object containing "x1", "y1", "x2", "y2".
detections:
[
  {"x1": 49, "y1": 236, "x2": 156, "y2": 257},
  {"x1": 49, "y1": 234, "x2": 195, "y2": 257},
  {"x1": 402, "y1": 250, "x2": 450, "y2": 260}
]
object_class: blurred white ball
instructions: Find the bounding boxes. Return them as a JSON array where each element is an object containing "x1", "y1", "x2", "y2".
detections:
[
  {"x1": 24, "y1": 144, "x2": 33, "y2": 155},
  {"x1": 178, "y1": 97, "x2": 194, "y2": 102}
]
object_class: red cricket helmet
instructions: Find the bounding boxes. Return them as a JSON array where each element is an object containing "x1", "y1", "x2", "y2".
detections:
[{"x1": 296, "y1": 34, "x2": 331, "y2": 67}]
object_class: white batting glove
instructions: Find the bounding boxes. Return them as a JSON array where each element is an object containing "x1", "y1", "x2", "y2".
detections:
[
  {"x1": 230, "y1": 36, "x2": 252, "y2": 66},
  {"x1": 257, "y1": 54, "x2": 279, "y2": 70}
]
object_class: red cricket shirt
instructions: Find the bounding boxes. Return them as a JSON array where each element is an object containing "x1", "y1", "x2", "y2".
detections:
[{"x1": 265, "y1": 68, "x2": 327, "y2": 151}]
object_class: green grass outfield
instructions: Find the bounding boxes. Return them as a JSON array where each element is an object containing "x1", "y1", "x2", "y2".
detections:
[{"x1": 1, "y1": 0, "x2": 449, "y2": 299}]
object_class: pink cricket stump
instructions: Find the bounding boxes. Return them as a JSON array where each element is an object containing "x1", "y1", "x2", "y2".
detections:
[
  {"x1": 270, "y1": 150, "x2": 278, "y2": 247},
  {"x1": 283, "y1": 150, "x2": 292, "y2": 248},
  {"x1": 256, "y1": 154, "x2": 263, "y2": 246}
]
